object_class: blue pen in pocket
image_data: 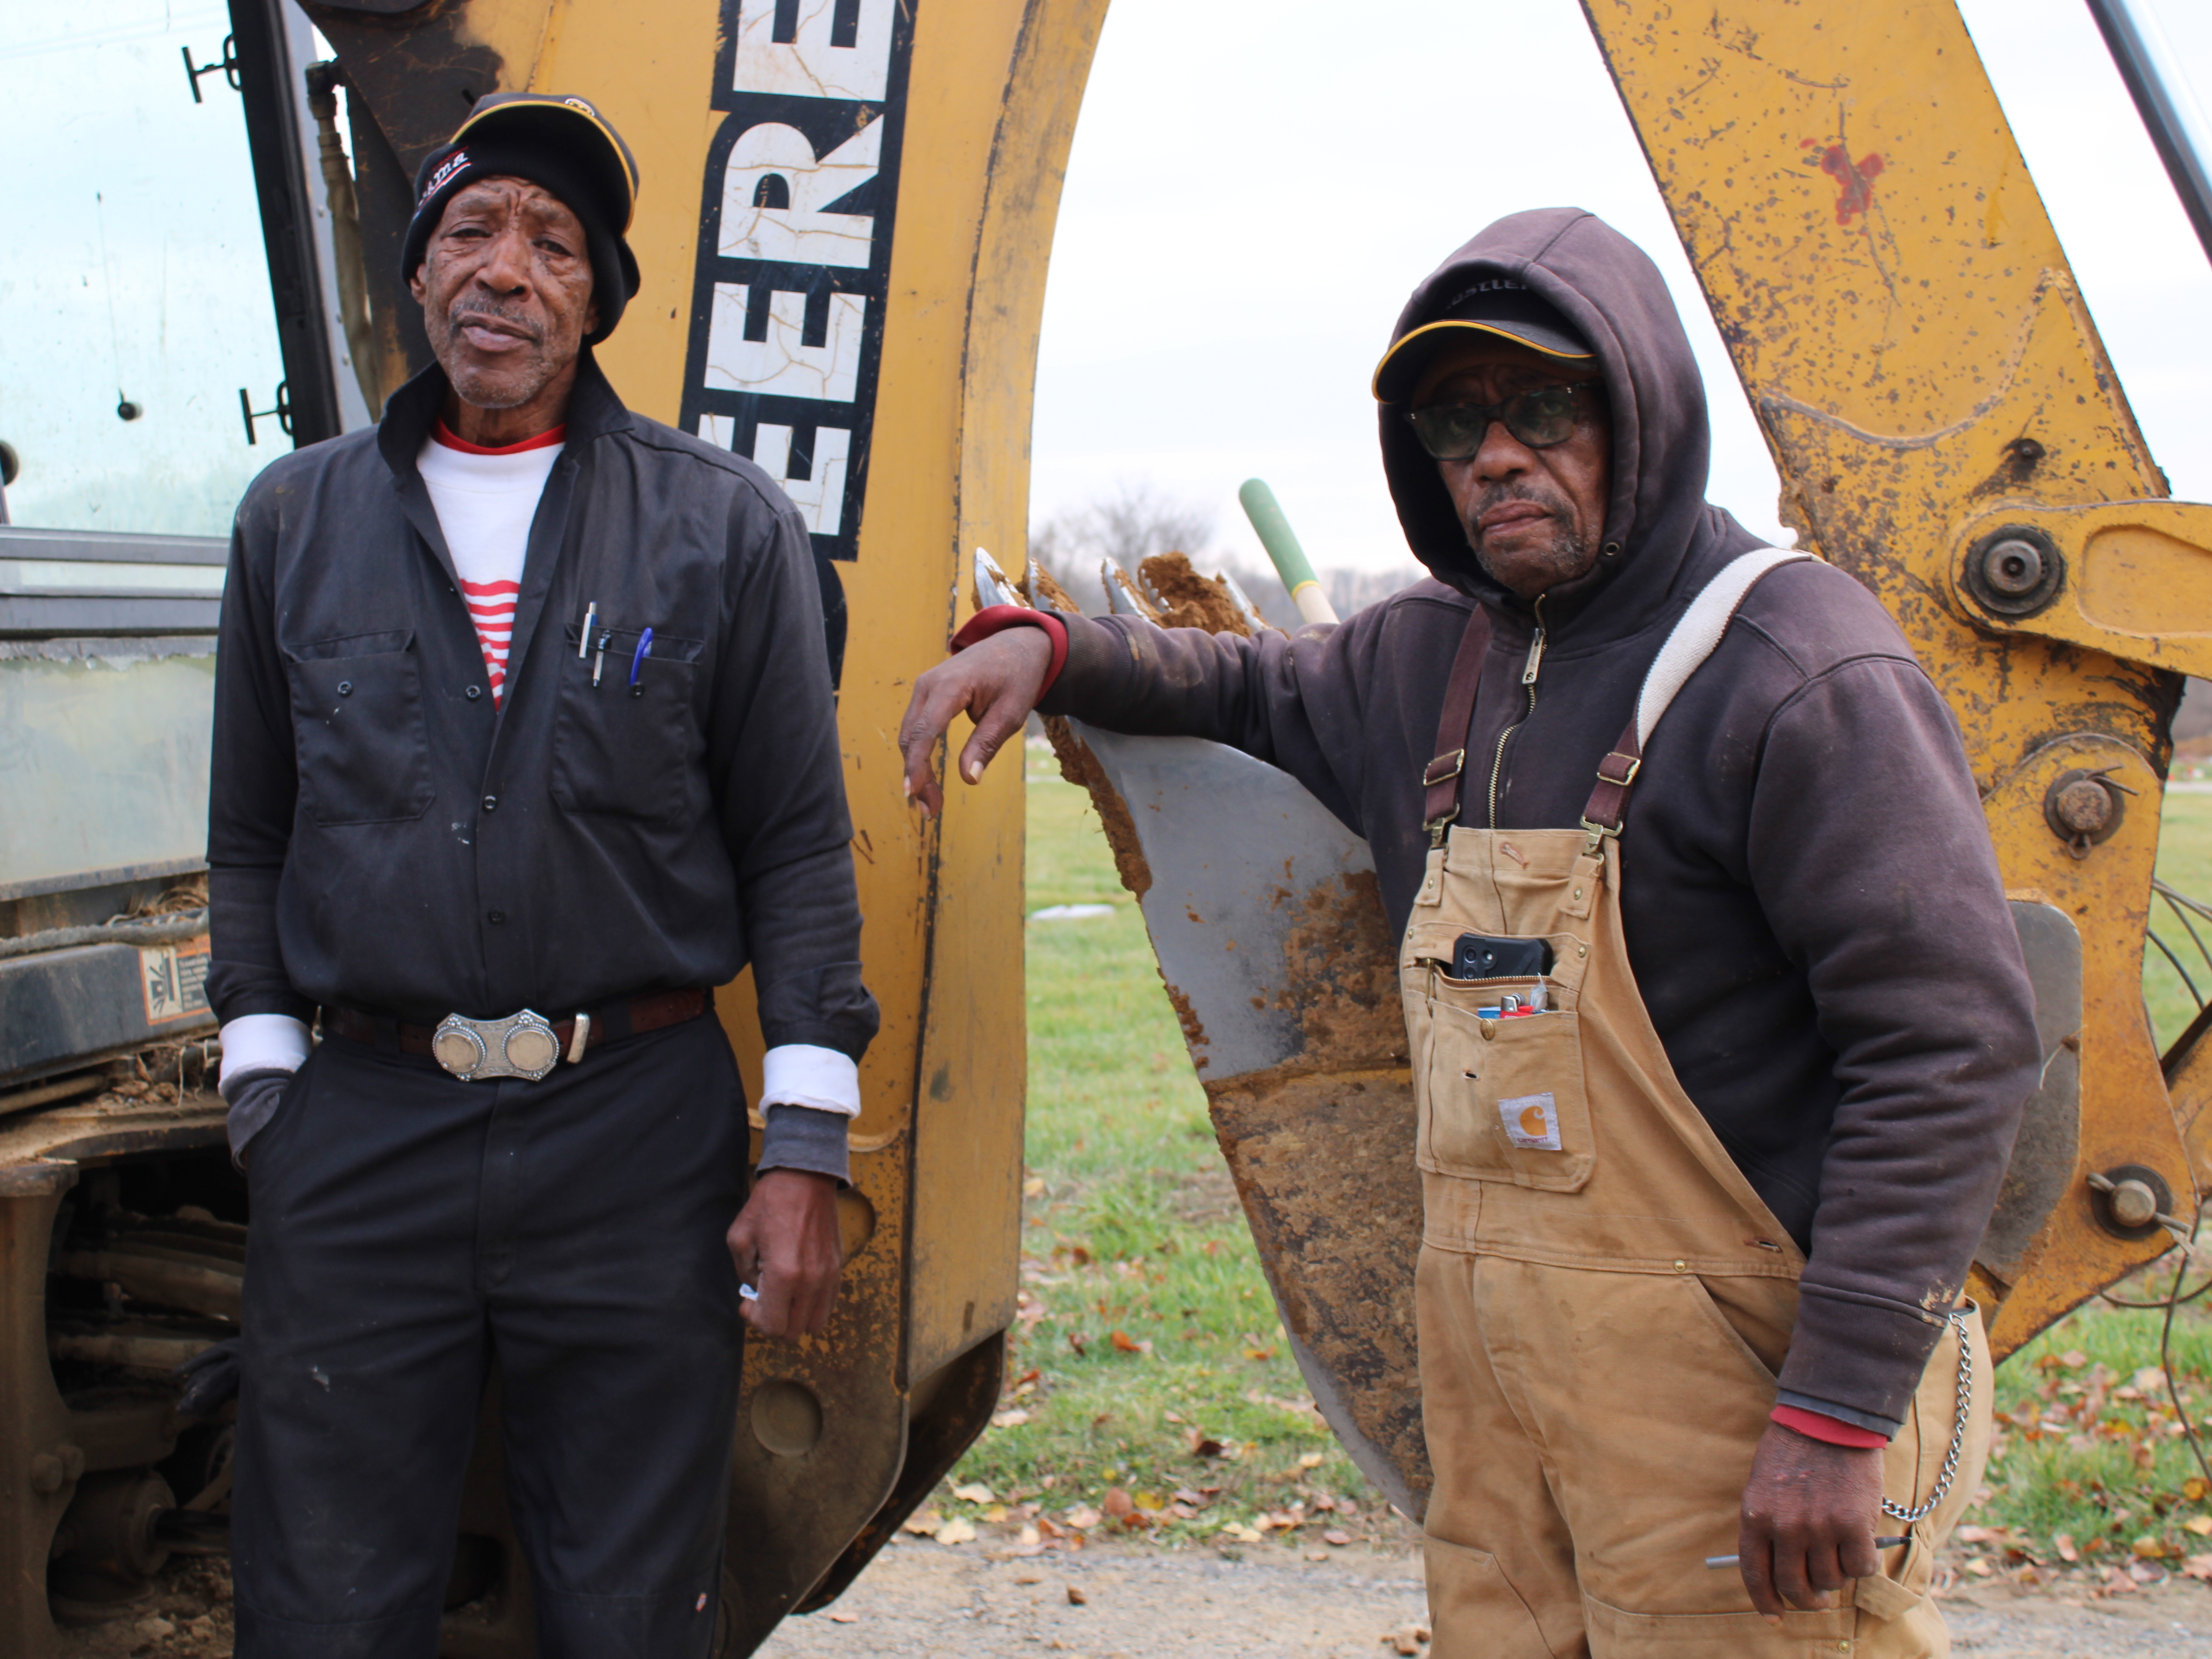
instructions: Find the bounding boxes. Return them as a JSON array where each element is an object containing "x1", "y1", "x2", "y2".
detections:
[{"x1": 628, "y1": 626, "x2": 654, "y2": 696}]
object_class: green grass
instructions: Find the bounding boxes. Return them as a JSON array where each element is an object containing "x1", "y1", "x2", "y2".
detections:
[
  {"x1": 937, "y1": 744, "x2": 1378, "y2": 1549},
  {"x1": 2145, "y1": 791, "x2": 2212, "y2": 1053},
  {"x1": 1971, "y1": 1299, "x2": 2212, "y2": 1575},
  {"x1": 938, "y1": 755, "x2": 2212, "y2": 1568}
]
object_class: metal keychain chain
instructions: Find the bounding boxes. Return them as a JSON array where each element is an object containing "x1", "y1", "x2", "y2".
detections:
[{"x1": 1882, "y1": 1299, "x2": 1975, "y2": 1525}]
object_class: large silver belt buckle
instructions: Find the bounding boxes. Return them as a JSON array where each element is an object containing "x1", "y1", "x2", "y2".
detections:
[{"x1": 431, "y1": 1009, "x2": 560, "y2": 1081}]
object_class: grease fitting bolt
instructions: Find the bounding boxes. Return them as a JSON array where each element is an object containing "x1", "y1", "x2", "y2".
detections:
[
  {"x1": 2087, "y1": 1170, "x2": 2192, "y2": 1246},
  {"x1": 1982, "y1": 538, "x2": 2046, "y2": 597}
]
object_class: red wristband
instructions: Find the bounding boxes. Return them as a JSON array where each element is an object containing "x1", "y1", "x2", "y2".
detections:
[
  {"x1": 1770, "y1": 1404, "x2": 1889, "y2": 1449},
  {"x1": 951, "y1": 605, "x2": 1068, "y2": 698}
]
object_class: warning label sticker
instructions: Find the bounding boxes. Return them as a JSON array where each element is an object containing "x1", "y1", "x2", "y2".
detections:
[{"x1": 141, "y1": 941, "x2": 212, "y2": 1026}]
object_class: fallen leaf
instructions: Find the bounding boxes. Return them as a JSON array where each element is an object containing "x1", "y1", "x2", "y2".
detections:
[
  {"x1": 1066, "y1": 1585, "x2": 1088, "y2": 1606},
  {"x1": 937, "y1": 1518, "x2": 977, "y2": 1545},
  {"x1": 1019, "y1": 1526, "x2": 1040, "y2": 1547},
  {"x1": 1306, "y1": 1547, "x2": 1331, "y2": 1562},
  {"x1": 2189, "y1": 1477, "x2": 2212, "y2": 1503},
  {"x1": 2055, "y1": 1533, "x2": 2078, "y2": 1562},
  {"x1": 1023, "y1": 1177, "x2": 1046, "y2": 1197},
  {"x1": 954, "y1": 1483, "x2": 995, "y2": 1504},
  {"x1": 1244, "y1": 1345, "x2": 1277, "y2": 1360},
  {"x1": 1109, "y1": 1330, "x2": 1151, "y2": 1355},
  {"x1": 2185, "y1": 1554, "x2": 2212, "y2": 1582},
  {"x1": 2135, "y1": 1366, "x2": 2168, "y2": 1392},
  {"x1": 2133, "y1": 1536, "x2": 2169, "y2": 1560},
  {"x1": 1954, "y1": 1526, "x2": 1991, "y2": 1544},
  {"x1": 1102, "y1": 1488, "x2": 1135, "y2": 1519},
  {"x1": 1298, "y1": 1451, "x2": 1327, "y2": 1470},
  {"x1": 1218, "y1": 1522, "x2": 1262, "y2": 1544},
  {"x1": 826, "y1": 1611, "x2": 857, "y2": 1624},
  {"x1": 1064, "y1": 1506, "x2": 1102, "y2": 1530},
  {"x1": 1067, "y1": 1331, "x2": 1088, "y2": 1357},
  {"x1": 991, "y1": 1409, "x2": 1032, "y2": 1428},
  {"x1": 1325, "y1": 1529, "x2": 1351, "y2": 1546},
  {"x1": 1188, "y1": 1431, "x2": 1225, "y2": 1458},
  {"x1": 984, "y1": 1505, "x2": 1009, "y2": 1524},
  {"x1": 1173, "y1": 1487, "x2": 1211, "y2": 1507},
  {"x1": 1964, "y1": 1557, "x2": 1993, "y2": 1577},
  {"x1": 1133, "y1": 1491, "x2": 1165, "y2": 1512},
  {"x1": 902, "y1": 1509, "x2": 943, "y2": 1537},
  {"x1": 1164, "y1": 1409, "x2": 1184, "y2": 1424},
  {"x1": 2059, "y1": 1349, "x2": 2089, "y2": 1370},
  {"x1": 2188, "y1": 1516, "x2": 2212, "y2": 1538}
]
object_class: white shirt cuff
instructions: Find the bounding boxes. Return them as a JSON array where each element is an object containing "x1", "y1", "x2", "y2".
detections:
[
  {"x1": 760, "y1": 1044, "x2": 861, "y2": 1117},
  {"x1": 218, "y1": 1014, "x2": 313, "y2": 1085}
]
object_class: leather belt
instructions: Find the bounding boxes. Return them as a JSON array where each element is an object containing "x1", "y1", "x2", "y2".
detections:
[{"x1": 323, "y1": 988, "x2": 710, "y2": 1080}]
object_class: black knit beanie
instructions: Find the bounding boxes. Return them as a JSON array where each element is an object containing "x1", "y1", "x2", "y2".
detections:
[{"x1": 401, "y1": 97, "x2": 641, "y2": 346}]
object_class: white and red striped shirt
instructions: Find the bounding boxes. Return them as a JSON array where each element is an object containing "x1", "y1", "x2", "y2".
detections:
[{"x1": 416, "y1": 421, "x2": 566, "y2": 701}]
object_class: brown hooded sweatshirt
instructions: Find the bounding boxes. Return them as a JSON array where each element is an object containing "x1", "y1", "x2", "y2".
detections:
[{"x1": 1036, "y1": 208, "x2": 2041, "y2": 1433}]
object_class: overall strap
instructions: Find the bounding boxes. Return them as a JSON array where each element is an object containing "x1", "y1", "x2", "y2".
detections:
[
  {"x1": 1424, "y1": 604, "x2": 1496, "y2": 847},
  {"x1": 1581, "y1": 548, "x2": 1812, "y2": 853}
]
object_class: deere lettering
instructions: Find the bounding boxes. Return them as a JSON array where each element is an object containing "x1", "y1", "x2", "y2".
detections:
[{"x1": 679, "y1": 0, "x2": 917, "y2": 683}]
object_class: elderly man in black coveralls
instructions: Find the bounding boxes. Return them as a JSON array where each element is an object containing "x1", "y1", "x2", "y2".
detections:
[{"x1": 206, "y1": 95, "x2": 877, "y2": 1657}]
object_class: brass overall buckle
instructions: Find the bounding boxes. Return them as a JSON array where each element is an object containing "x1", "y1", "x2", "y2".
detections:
[{"x1": 1578, "y1": 817, "x2": 1620, "y2": 859}]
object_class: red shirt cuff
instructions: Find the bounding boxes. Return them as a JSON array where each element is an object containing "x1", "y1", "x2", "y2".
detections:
[
  {"x1": 1770, "y1": 1404, "x2": 1889, "y2": 1449},
  {"x1": 950, "y1": 605, "x2": 1068, "y2": 699}
]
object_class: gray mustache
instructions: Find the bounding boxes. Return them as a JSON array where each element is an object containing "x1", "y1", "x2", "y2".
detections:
[{"x1": 448, "y1": 302, "x2": 543, "y2": 343}]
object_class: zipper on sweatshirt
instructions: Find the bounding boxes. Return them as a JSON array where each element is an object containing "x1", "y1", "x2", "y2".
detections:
[{"x1": 1487, "y1": 596, "x2": 1547, "y2": 830}]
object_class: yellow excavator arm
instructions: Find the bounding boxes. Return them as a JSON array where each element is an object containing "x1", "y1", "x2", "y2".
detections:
[{"x1": 1579, "y1": 0, "x2": 2212, "y2": 1355}]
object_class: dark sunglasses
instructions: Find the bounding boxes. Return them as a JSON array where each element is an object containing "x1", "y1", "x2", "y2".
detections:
[{"x1": 1405, "y1": 382, "x2": 1598, "y2": 461}]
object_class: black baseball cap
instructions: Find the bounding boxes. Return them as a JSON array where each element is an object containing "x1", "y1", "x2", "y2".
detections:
[
  {"x1": 402, "y1": 92, "x2": 642, "y2": 345},
  {"x1": 1371, "y1": 277, "x2": 1594, "y2": 403}
]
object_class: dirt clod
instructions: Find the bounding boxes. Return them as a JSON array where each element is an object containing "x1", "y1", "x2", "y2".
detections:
[{"x1": 1138, "y1": 552, "x2": 1251, "y2": 636}]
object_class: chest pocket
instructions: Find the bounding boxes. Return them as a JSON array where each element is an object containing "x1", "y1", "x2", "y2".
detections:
[
  {"x1": 1413, "y1": 957, "x2": 1593, "y2": 1193},
  {"x1": 552, "y1": 624, "x2": 706, "y2": 821},
  {"x1": 286, "y1": 631, "x2": 435, "y2": 826}
]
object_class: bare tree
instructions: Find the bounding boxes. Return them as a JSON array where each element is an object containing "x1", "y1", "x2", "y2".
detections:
[{"x1": 1032, "y1": 481, "x2": 1215, "y2": 580}]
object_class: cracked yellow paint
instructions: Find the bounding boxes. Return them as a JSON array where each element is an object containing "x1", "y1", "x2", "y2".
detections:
[{"x1": 1581, "y1": 0, "x2": 2212, "y2": 1355}]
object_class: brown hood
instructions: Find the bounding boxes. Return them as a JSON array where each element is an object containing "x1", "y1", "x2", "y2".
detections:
[{"x1": 1378, "y1": 208, "x2": 1762, "y2": 645}]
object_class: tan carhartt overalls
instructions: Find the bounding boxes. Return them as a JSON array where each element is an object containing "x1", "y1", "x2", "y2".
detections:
[{"x1": 1402, "y1": 551, "x2": 1993, "y2": 1658}]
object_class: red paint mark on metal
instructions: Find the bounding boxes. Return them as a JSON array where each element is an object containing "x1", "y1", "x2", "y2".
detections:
[{"x1": 1818, "y1": 145, "x2": 1885, "y2": 225}]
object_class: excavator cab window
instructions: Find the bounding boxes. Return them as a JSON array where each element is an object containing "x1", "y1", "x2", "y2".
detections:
[{"x1": 0, "y1": 3, "x2": 363, "y2": 535}]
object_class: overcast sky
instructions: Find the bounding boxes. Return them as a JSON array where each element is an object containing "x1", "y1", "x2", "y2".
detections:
[{"x1": 1029, "y1": 0, "x2": 2212, "y2": 584}]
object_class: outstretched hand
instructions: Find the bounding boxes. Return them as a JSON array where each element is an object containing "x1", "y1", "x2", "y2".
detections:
[
  {"x1": 1736, "y1": 1421, "x2": 1887, "y2": 1621},
  {"x1": 897, "y1": 626, "x2": 1055, "y2": 816}
]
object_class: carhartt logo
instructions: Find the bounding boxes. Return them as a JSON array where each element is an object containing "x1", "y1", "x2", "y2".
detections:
[
  {"x1": 1498, "y1": 1091, "x2": 1562, "y2": 1151},
  {"x1": 421, "y1": 148, "x2": 471, "y2": 205}
]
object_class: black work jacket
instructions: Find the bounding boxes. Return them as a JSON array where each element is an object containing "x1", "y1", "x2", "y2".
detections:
[{"x1": 206, "y1": 356, "x2": 878, "y2": 1060}]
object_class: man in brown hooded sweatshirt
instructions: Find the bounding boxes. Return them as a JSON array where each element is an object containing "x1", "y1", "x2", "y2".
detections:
[{"x1": 899, "y1": 209, "x2": 2041, "y2": 1656}]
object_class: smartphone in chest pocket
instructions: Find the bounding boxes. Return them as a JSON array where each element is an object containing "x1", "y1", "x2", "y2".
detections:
[{"x1": 1451, "y1": 932, "x2": 1553, "y2": 981}]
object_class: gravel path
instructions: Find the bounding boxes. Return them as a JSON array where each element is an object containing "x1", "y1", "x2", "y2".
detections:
[
  {"x1": 755, "y1": 1536, "x2": 2212, "y2": 1659},
  {"x1": 52, "y1": 1536, "x2": 2212, "y2": 1655}
]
